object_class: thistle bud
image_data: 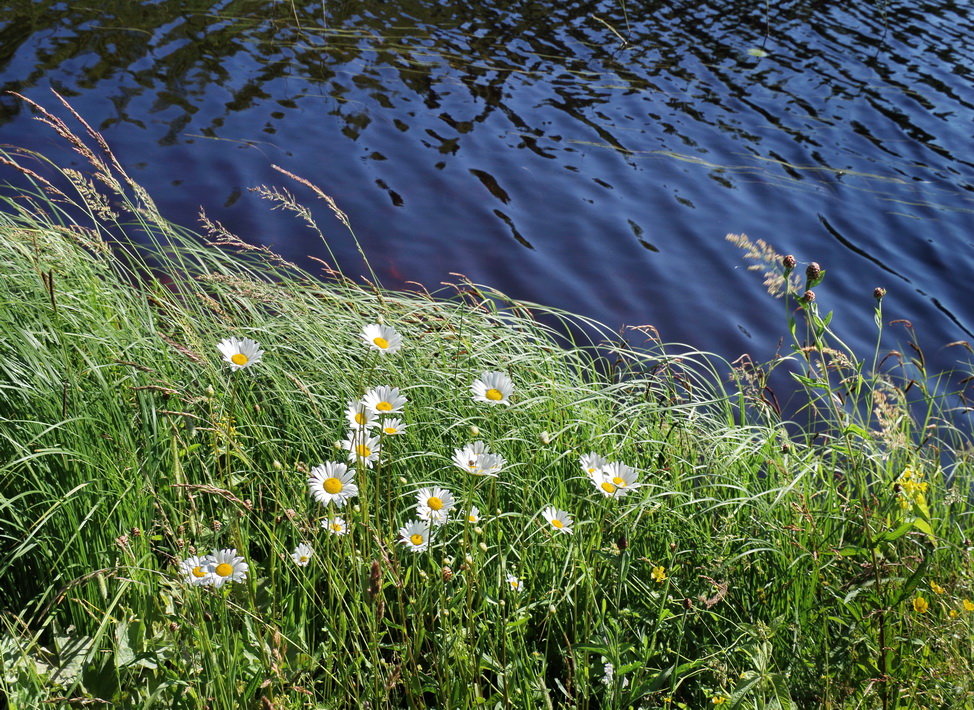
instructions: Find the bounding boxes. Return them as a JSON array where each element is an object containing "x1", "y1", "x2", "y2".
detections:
[
  {"x1": 802, "y1": 290, "x2": 816, "y2": 304},
  {"x1": 441, "y1": 566, "x2": 454, "y2": 581},
  {"x1": 873, "y1": 287, "x2": 886, "y2": 300},
  {"x1": 805, "y1": 262, "x2": 821, "y2": 282},
  {"x1": 782, "y1": 254, "x2": 797, "y2": 269},
  {"x1": 616, "y1": 535, "x2": 628, "y2": 551}
]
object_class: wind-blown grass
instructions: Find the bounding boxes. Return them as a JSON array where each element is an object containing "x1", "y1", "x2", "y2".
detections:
[{"x1": 1, "y1": 97, "x2": 973, "y2": 709}]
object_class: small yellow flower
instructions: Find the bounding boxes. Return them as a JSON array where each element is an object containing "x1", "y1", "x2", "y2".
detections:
[
  {"x1": 962, "y1": 599, "x2": 974, "y2": 612},
  {"x1": 930, "y1": 581, "x2": 946, "y2": 595},
  {"x1": 912, "y1": 596, "x2": 929, "y2": 613},
  {"x1": 949, "y1": 609, "x2": 959, "y2": 619},
  {"x1": 651, "y1": 565, "x2": 667, "y2": 583},
  {"x1": 712, "y1": 696, "x2": 729, "y2": 705}
]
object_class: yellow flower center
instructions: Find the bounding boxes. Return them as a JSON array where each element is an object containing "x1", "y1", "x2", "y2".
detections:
[
  {"x1": 354, "y1": 412, "x2": 367, "y2": 425},
  {"x1": 485, "y1": 388, "x2": 504, "y2": 401},
  {"x1": 299, "y1": 556, "x2": 308, "y2": 564},
  {"x1": 612, "y1": 476, "x2": 626, "y2": 486},
  {"x1": 409, "y1": 533, "x2": 424, "y2": 546},
  {"x1": 427, "y1": 496, "x2": 444, "y2": 511},
  {"x1": 355, "y1": 444, "x2": 372, "y2": 457},
  {"x1": 215, "y1": 562, "x2": 233, "y2": 577},
  {"x1": 600, "y1": 481, "x2": 617, "y2": 494},
  {"x1": 376, "y1": 401, "x2": 393, "y2": 411},
  {"x1": 323, "y1": 477, "x2": 343, "y2": 494},
  {"x1": 587, "y1": 467, "x2": 597, "y2": 474},
  {"x1": 551, "y1": 518, "x2": 564, "y2": 528},
  {"x1": 373, "y1": 336, "x2": 389, "y2": 349},
  {"x1": 510, "y1": 580, "x2": 519, "y2": 589},
  {"x1": 191, "y1": 565, "x2": 207, "y2": 578},
  {"x1": 383, "y1": 427, "x2": 397, "y2": 435},
  {"x1": 331, "y1": 523, "x2": 343, "y2": 532},
  {"x1": 468, "y1": 515, "x2": 478, "y2": 523},
  {"x1": 231, "y1": 353, "x2": 249, "y2": 366}
]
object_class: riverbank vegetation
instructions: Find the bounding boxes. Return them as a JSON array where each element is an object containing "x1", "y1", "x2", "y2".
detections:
[{"x1": 1, "y1": 99, "x2": 973, "y2": 709}]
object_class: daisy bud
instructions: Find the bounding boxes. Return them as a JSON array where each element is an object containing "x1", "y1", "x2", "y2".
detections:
[
  {"x1": 478, "y1": 542, "x2": 488, "y2": 552},
  {"x1": 464, "y1": 554, "x2": 474, "y2": 565},
  {"x1": 418, "y1": 569, "x2": 427, "y2": 579},
  {"x1": 548, "y1": 605, "x2": 557, "y2": 615},
  {"x1": 499, "y1": 600, "x2": 506, "y2": 607},
  {"x1": 782, "y1": 254, "x2": 797, "y2": 269},
  {"x1": 272, "y1": 460, "x2": 282, "y2": 470},
  {"x1": 398, "y1": 476, "x2": 408, "y2": 485},
  {"x1": 873, "y1": 287, "x2": 886, "y2": 300},
  {"x1": 469, "y1": 425, "x2": 480, "y2": 436},
  {"x1": 205, "y1": 385, "x2": 215, "y2": 398},
  {"x1": 540, "y1": 431, "x2": 552, "y2": 444},
  {"x1": 474, "y1": 526, "x2": 484, "y2": 535}
]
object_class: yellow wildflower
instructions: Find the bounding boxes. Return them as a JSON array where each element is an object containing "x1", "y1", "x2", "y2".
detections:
[
  {"x1": 930, "y1": 581, "x2": 946, "y2": 595},
  {"x1": 712, "y1": 696, "x2": 729, "y2": 705},
  {"x1": 912, "y1": 596, "x2": 929, "y2": 614},
  {"x1": 651, "y1": 566, "x2": 667, "y2": 583},
  {"x1": 962, "y1": 599, "x2": 974, "y2": 612}
]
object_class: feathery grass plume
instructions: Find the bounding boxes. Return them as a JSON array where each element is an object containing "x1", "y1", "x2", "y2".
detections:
[{"x1": 725, "y1": 232, "x2": 803, "y2": 297}]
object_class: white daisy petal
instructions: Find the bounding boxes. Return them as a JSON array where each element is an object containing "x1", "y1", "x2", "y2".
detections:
[
  {"x1": 339, "y1": 431, "x2": 382, "y2": 468},
  {"x1": 594, "y1": 462, "x2": 640, "y2": 498},
  {"x1": 345, "y1": 400, "x2": 377, "y2": 430},
  {"x1": 505, "y1": 573, "x2": 524, "y2": 592},
  {"x1": 541, "y1": 506, "x2": 574, "y2": 534},
  {"x1": 399, "y1": 520, "x2": 431, "y2": 552},
  {"x1": 579, "y1": 452, "x2": 609, "y2": 477},
  {"x1": 415, "y1": 486, "x2": 455, "y2": 526},
  {"x1": 308, "y1": 462, "x2": 359, "y2": 506},
  {"x1": 362, "y1": 323, "x2": 403, "y2": 354},
  {"x1": 207, "y1": 548, "x2": 249, "y2": 587},
  {"x1": 362, "y1": 385, "x2": 408, "y2": 415},
  {"x1": 179, "y1": 554, "x2": 214, "y2": 586},
  {"x1": 322, "y1": 516, "x2": 349, "y2": 535},
  {"x1": 471, "y1": 371, "x2": 514, "y2": 406},
  {"x1": 291, "y1": 543, "x2": 313, "y2": 567},
  {"x1": 217, "y1": 337, "x2": 264, "y2": 371}
]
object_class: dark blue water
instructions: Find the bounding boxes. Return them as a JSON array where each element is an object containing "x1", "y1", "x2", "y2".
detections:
[{"x1": 2, "y1": 0, "x2": 973, "y2": 385}]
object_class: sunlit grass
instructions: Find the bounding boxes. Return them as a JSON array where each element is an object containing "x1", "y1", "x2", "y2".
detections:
[{"x1": 1, "y1": 97, "x2": 973, "y2": 709}]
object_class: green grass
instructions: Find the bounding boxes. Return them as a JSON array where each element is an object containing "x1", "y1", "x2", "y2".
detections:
[{"x1": 1, "y1": 97, "x2": 974, "y2": 709}]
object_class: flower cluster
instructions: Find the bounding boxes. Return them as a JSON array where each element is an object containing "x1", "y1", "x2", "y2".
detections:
[
  {"x1": 895, "y1": 467, "x2": 928, "y2": 509},
  {"x1": 179, "y1": 548, "x2": 249, "y2": 588}
]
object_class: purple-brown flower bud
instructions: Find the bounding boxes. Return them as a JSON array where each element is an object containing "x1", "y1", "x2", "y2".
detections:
[
  {"x1": 782, "y1": 254, "x2": 797, "y2": 269},
  {"x1": 873, "y1": 287, "x2": 886, "y2": 300},
  {"x1": 805, "y1": 262, "x2": 822, "y2": 282},
  {"x1": 802, "y1": 290, "x2": 816, "y2": 303}
]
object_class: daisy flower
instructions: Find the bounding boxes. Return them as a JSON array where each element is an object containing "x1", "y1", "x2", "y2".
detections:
[
  {"x1": 291, "y1": 543, "x2": 313, "y2": 567},
  {"x1": 379, "y1": 417, "x2": 407, "y2": 436},
  {"x1": 579, "y1": 452, "x2": 609, "y2": 476},
  {"x1": 451, "y1": 442, "x2": 504, "y2": 476},
  {"x1": 340, "y1": 431, "x2": 382, "y2": 468},
  {"x1": 179, "y1": 554, "x2": 214, "y2": 586},
  {"x1": 592, "y1": 462, "x2": 640, "y2": 498},
  {"x1": 345, "y1": 400, "x2": 376, "y2": 430},
  {"x1": 217, "y1": 337, "x2": 264, "y2": 371},
  {"x1": 399, "y1": 520, "x2": 431, "y2": 552},
  {"x1": 416, "y1": 486, "x2": 455, "y2": 526},
  {"x1": 505, "y1": 573, "x2": 524, "y2": 592},
  {"x1": 471, "y1": 371, "x2": 514, "y2": 405},
  {"x1": 362, "y1": 323, "x2": 402, "y2": 354},
  {"x1": 466, "y1": 506, "x2": 481, "y2": 524},
  {"x1": 452, "y1": 441, "x2": 489, "y2": 474},
  {"x1": 477, "y1": 452, "x2": 506, "y2": 477},
  {"x1": 322, "y1": 516, "x2": 349, "y2": 535},
  {"x1": 208, "y1": 548, "x2": 249, "y2": 587},
  {"x1": 541, "y1": 506, "x2": 574, "y2": 534},
  {"x1": 308, "y1": 462, "x2": 358, "y2": 506},
  {"x1": 363, "y1": 385, "x2": 408, "y2": 415}
]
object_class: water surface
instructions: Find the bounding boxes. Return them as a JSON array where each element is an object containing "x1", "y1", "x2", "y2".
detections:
[{"x1": 1, "y1": 0, "x2": 972, "y2": 390}]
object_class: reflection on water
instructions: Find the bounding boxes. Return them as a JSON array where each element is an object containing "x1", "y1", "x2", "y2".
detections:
[{"x1": 2, "y1": 0, "x2": 973, "y2": 381}]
